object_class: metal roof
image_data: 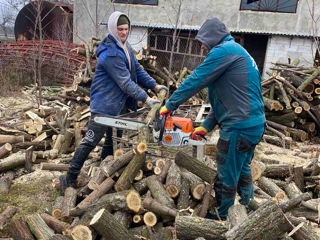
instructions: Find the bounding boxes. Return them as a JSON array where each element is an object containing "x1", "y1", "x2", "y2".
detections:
[{"x1": 101, "y1": 21, "x2": 315, "y2": 38}]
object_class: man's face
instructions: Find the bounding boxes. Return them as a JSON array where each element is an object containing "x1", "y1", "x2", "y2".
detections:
[{"x1": 117, "y1": 24, "x2": 129, "y2": 43}]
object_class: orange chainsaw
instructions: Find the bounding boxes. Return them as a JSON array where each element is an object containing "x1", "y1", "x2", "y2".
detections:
[{"x1": 93, "y1": 107, "x2": 206, "y2": 147}]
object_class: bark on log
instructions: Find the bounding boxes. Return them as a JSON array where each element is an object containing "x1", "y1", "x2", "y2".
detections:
[
  {"x1": 225, "y1": 199, "x2": 291, "y2": 240},
  {"x1": 115, "y1": 152, "x2": 146, "y2": 192},
  {"x1": 181, "y1": 171, "x2": 206, "y2": 200},
  {"x1": 286, "y1": 214, "x2": 320, "y2": 240},
  {"x1": 279, "y1": 192, "x2": 312, "y2": 212},
  {"x1": 293, "y1": 166, "x2": 304, "y2": 191},
  {"x1": 76, "y1": 177, "x2": 115, "y2": 209},
  {"x1": 142, "y1": 196, "x2": 177, "y2": 218},
  {"x1": 40, "y1": 213, "x2": 70, "y2": 234},
  {"x1": 0, "y1": 151, "x2": 26, "y2": 172},
  {"x1": 175, "y1": 216, "x2": 228, "y2": 240},
  {"x1": 165, "y1": 162, "x2": 181, "y2": 198},
  {"x1": 0, "y1": 134, "x2": 24, "y2": 145},
  {"x1": 0, "y1": 171, "x2": 14, "y2": 194},
  {"x1": 284, "y1": 182, "x2": 303, "y2": 199},
  {"x1": 198, "y1": 183, "x2": 213, "y2": 218},
  {"x1": 102, "y1": 150, "x2": 135, "y2": 177},
  {"x1": 90, "y1": 208, "x2": 136, "y2": 240},
  {"x1": 175, "y1": 151, "x2": 216, "y2": 183},
  {"x1": 263, "y1": 164, "x2": 293, "y2": 178},
  {"x1": 0, "y1": 206, "x2": 18, "y2": 230},
  {"x1": 177, "y1": 175, "x2": 190, "y2": 210},
  {"x1": 26, "y1": 213, "x2": 55, "y2": 240},
  {"x1": 227, "y1": 204, "x2": 248, "y2": 228},
  {"x1": 113, "y1": 211, "x2": 132, "y2": 229},
  {"x1": 147, "y1": 175, "x2": 175, "y2": 209},
  {"x1": 93, "y1": 190, "x2": 141, "y2": 213},
  {"x1": 9, "y1": 218, "x2": 35, "y2": 240},
  {"x1": 61, "y1": 187, "x2": 77, "y2": 220},
  {"x1": 40, "y1": 163, "x2": 69, "y2": 171},
  {"x1": 257, "y1": 176, "x2": 288, "y2": 200},
  {"x1": 0, "y1": 143, "x2": 12, "y2": 158},
  {"x1": 250, "y1": 160, "x2": 266, "y2": 181}
]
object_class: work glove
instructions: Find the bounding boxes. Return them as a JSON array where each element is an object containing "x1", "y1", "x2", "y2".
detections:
[
  {"x1": 154, "y1": 84, "x2": 168, "y2": 93},
  {"x1": 146, "y1": 97, "x2": 160, "y2": 108},
  {"x1": 160, "y1": 105, "x2": 172, "y2": 117},
  {"x1": 191, "y1": 126, "x2": 208, "y2": 140}
]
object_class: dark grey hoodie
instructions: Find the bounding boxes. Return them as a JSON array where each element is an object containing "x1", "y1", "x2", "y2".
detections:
[{"x1": 195, "y1": 17, "x2": 230, "y2": 50}]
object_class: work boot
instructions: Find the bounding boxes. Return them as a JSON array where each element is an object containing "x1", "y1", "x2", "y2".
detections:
[{"x1": 59, "y1": 175, "x2": 76, "y2": 196}]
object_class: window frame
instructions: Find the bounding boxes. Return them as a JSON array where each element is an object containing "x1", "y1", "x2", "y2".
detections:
[
  {"x1": 111, "y1": 0, "x2": 158, "y2": 6},
  {"x1": 239, "y1": 0, "x2": 299, "y2": 13}
]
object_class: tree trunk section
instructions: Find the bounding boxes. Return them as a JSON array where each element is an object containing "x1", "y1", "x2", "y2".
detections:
[
  {"x1": 227, "y1": 204, "x2": 248, "y2": 228},
  {"x1": 225, "y1": 199, "x2": 291, "y2": 240},
  {"x1": 115, "y1": 152, "x2": 145, "y2": 192},
  {"x1": 102, "y1": 150, "x2": 135, "y2": 177},
  {"x1": 0, "y1": 206, "x2": 18, "y2": 230},
  {"x1": 147, "y1": 175, "x2": 175, "y2": 209},
  {"x1": 61, "y1": 187, "x2": 77, "y2": 220},
  {"x1": 26, "y1": 213, "x2": 55, "y2": 240},
  {"x1": 40, "y1": 213, "x2": 70, "y2": 234},
  {"x1": 76, "y1": 177, "x2": 114, "y2": 210},
  {"x1": 142, "y1": 195, "x2": 177, "y2": 218},
  {"x1": 0, "y1": 151, "x2": 26, "y2": 172},
  {"x1": 90, "y1": 208, "x2": 137, "y2": 240},
  {"x1": 175, "y1": 151, "x2": 216, "y2": 183},
  {"x1": 175, "y1": 216, "x2": 228, "y2": 240},
  {"x1": 165, "y1": 162, "x2": 181, "y2": 198},
  {"x1": 9, "y1": 218, "x2": 35, "y2": 240},
  {"x1": 0, "y1": 143, "x2": 12, "y2": 158}
]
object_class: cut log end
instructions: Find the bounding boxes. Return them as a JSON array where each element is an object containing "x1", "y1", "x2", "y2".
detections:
[
  {"x1": 90, "y1": 208, "x2": 105, "y2": 226},
  {"x1": 137, "y1": 142, "x2": 147, "y2": 154},
  {"x1": 153, "y1": 166, "x2": 162, "y2": 175},
  {"x1": 52, "y1": 209, "x2": 62, "y2": 219},
  {"x1": 126, "y1": 190, "x2": 141, "y2": 213},
  {"x1": 114, "y1": 149, "x2": 124, "y2": 159},
  {"x1": 71, "y1": 225, "x2": 92, "y2": 240},
  {"x1": 192, "y1": 184, "x2": 205, "y2": 200},
  {"x1": 134, "y1": 169, "x2": 144, "y2": 181},
  {"x1": 133, "y1": 214, "x2": 142, "y2": 223},
  {"x1": 166, "y1": 185, "x2": 180, "y2": 198},
  {"x1": 143, "y1": 212, "x2": 157, "y2": 227}
]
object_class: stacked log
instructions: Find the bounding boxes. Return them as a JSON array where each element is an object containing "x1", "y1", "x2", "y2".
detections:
[{"x1": 262, "y1": 63, "x2": 320, "y2": 147}]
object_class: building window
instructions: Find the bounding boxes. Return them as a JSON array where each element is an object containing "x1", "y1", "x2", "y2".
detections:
[
  {"x1": 240, "y1": 0, "x2": 298, "y2": 13},
  {"x1": 111, "y1": 0, "x2": 158, "y2": 5}
]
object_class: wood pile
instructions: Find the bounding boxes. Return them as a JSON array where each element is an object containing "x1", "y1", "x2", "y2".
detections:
[
  {"x1": 1, "y1": 40, "x2": 320, "y2": 239},
  {"x1": 262, "y1": 61, "x2": 320, "y2": 148},
  {"x1": 1, "y1": 85, "x2": 320, "y2": 239}
]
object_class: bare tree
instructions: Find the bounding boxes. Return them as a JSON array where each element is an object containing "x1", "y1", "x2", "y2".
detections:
[
  {"x1": 306, "y1": 0, "x2": 320, "y2": 66},
  {"x1": 0, "y1": 5, "x2": 14, "y2": 38}
]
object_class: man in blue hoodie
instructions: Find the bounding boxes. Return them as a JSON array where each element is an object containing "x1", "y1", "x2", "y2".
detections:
[
  {"x1": 59, "y1": 11, "x2": 167, "y2": 195},
  {"x1": 160, "y1": 18, "x2": 265, "y2": 219}
]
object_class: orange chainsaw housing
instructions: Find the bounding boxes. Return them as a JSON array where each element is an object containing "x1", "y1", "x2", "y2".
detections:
[{"x1": 164, "y1": 117, "x2": 193, "y2": 133}]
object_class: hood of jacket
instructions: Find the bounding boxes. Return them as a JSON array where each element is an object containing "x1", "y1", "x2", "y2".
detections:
[
  {"x1": 195, "y1": 17, "x2": 230, "y2": 50},
  {"x1": 107, "y1": 11, "x2": 131, "y2": 47}
]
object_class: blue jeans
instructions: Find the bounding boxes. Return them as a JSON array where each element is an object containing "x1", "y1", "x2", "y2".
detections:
[
  {"x1": 214, "y1": 124, "x2": 265, "y2": 218},
  {"x1": 67, "y1": 114, "x2": 123, "y2": 181}
]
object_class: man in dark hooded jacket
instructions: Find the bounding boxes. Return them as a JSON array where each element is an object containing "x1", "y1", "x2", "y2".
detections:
[
  {"x1": 160, "y1": 18, "x2": 265, "y2": 219},
  {"x1": 59, "y1": 11, "x2": 167, "y2": 195}
]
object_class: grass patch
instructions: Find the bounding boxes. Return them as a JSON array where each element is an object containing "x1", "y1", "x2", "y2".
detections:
[{"x1": 0, "y1": 180, "x2": 60, "y2": 236}]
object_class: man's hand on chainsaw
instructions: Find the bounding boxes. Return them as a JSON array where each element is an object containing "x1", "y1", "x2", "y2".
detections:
[
  {"x1": 191, "y1": 126, "x2": 208, "y2": 140},
  {"x1": 154, "y1": 84, "x2": 168, "y2": 93},
  {"x1": 160, "y1": 106, "x2": 172, "y2": 117},
  {"x1": 146, "y1": 97, "x2": 160, "y2": 108}
]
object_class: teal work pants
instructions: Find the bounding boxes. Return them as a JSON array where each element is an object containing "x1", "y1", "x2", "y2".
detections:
[{"x1": 214, "y1": 124, "x2": 265, "y2": 218}]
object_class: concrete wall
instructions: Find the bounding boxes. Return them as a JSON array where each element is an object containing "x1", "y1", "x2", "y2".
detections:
[
  {"x1": 127, "y1": 27, "x2": 148, "y2": 53},
  {"x1": 73, "y1": 0, "x2": 320, "y2": 42},
  {"x1": 263, "y1": 36, "x2": 314, "y2": 78}
]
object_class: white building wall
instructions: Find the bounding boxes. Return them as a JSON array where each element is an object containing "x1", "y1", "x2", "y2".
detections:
[
  {"x1": 263, "y1": 36, "x2": 314, "y2": 79},
  {"x1": 127, "y1": 27, "x2": 148, "y2": 53}
]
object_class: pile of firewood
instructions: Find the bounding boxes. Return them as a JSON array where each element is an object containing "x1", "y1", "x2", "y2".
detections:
[
  {"x1": 261, "y1": 61, "x2": 320, "y2": 148},
  {"x1": 1, "y1": 83, "x2": 320, "y2": 239}
]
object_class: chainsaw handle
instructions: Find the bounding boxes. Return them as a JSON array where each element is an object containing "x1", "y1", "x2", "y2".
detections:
[{"x1": 158, "y1": 112, "x2": 168, "y2": 143}]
